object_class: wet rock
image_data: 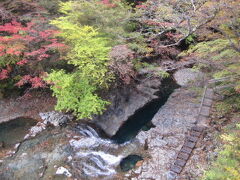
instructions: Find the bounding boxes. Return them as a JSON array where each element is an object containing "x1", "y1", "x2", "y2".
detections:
[
  {"x1": 0, "y1": 128, "x2": 71, "y2": 180},
  {"x1": 39, "y1": 111, "x2": 73, "y2": 127},
  {"x1": 24, "y1": 122, "x2": 46, "y2": 139},
  {"x1": 56, "y1": 166, "x2": 72, "y2": 177},
  {"x1": 0, "y1": 118, "x2": 38, "y2": 149},
  {"x1": 0, "y1": 122, "x2": 145, "y2": 180},
  {"x1": 174, "y1": 68, "x2": 204, "y2": 86},
  {"x1": 95, "y1": 77, "x2": 161, "y2": 137}
]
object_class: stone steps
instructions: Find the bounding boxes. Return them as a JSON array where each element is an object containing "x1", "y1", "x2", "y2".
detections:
[
  {"x1": 169, "y1": 126, "x2": 205, "y2": 177},
  {"x1": 167, "y1": 75, "x2": 240, "y2": 179},
  {"x1": 168, "y1": 87, "x2": 214, "y2": 179}
]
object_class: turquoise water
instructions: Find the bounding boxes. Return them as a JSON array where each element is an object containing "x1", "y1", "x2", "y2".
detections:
[
  {"x1": 120, "y1": 155, "x2": 143, "y2": 172},
  {"x1": 0, "y1": 118, "x2": 37, "y2": 148}
]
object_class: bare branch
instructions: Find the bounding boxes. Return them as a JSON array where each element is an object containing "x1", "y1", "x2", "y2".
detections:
[{"x1": 158, "y1": 13, "x2": 217, "y2": 48}]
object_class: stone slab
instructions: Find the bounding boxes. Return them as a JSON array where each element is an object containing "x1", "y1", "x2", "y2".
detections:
[
  {"x1": 175, "y1": 158, "x2": 187, "y2": 167},
  {"x1": 202, "y1": 98, "x2": 213, "y2": 107},
  {"x1": 197, "y1": 115, "x2": 208, "y2": 123},
  {"x1": 186, "y1": 136, "x2": 199, "y2": 142},
  {"x1": 178, "y1": 152, "x2": 190, "y2": 160},
  {"x1": 170, "y1": 165, "x2": 182, "y2": 174},
  {"x1": 205, "y1": 88, "x2": 214, "y2": 99},
  {"x1": 191, "y1": 126, "x2": 205, "y2": 132},
  {"x1": 198, "y1": 115, "x2": 209, "y2": 126},
  {"x1": 200, "y1": 106, "x2": 211, "y2": 117},
  {"x1": 167, "y1": 171, "x2": 177, "y2": 180},
  {"x1": 183, "y1": 140, "x2": 196, "y2": 148},
  {"x1": 180, "y1": 146, "x2": 192, "y2": 154},
  {"x1": 190, "y1": 130, "x2": 201, "y2": 137}
]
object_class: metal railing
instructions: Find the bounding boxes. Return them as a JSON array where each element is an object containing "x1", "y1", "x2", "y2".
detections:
[{"x1": 197, "y1": 75, "x2": 240, "y2": 123}]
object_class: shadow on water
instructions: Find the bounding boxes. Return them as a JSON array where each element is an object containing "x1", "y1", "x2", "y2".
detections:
[
  {"x1": 120, "y1": 155, "x2": 143, "y2": 172},
  {"x1": 0, "y1": 117, "x2": 37, "y2": 148},
  {"x1": 112, "y1": 77, "x2": 179, "y2": 144}
]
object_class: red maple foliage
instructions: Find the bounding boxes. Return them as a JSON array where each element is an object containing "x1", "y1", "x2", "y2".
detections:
[
  {"x1": 100, "y1": 0, "x2": 117, "y2": 8},
  {"x1": 0, "y1": 69, "x2": 9, "y2": 80},
  {"x1": 0, "y1": 19, "x2": 66, "y2": 89},
  {"x1": 15, "y1": 75, "x2": 46, "y2": 88}
]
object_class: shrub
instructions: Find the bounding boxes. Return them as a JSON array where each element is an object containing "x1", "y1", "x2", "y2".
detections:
[
  {"x1": 202, "y1": 123, "x2": 240, "y2": 180},
  {"x1": 109, "y1": 45, "x2": 136, "y2": 84},
  {"x1": 179, "y1": 38, "x2": 240, "y2": 93},
  {"x1": 38, "y1": 0, "x2": 60, "y2": 14},
  {"x1": 57, "y1": 0, "x2": 137, "y2": 43},
  {"x1": 46, "y1": 13, "x2": 113, "y2": 119},
  {"x1": 45, "y1": 70, "x2": 110, "y2": 119}
]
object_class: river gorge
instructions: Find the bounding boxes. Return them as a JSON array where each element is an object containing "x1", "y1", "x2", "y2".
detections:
[{"x1": 0, "y1": 69, "x2": 207, "y2": 180}]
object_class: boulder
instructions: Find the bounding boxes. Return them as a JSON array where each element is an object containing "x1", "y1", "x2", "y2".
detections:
[
  {"x1": 174, "y1": 68, "x2": 204, "y2": 86},
  {"x1": 94, "y1": 77, "x2": 161, "y2": 137},
  {"x1": 39, "y1": 111, "x2": 73, "y2": 127}
]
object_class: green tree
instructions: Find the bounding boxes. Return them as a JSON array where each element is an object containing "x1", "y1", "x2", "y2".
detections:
[
  {"x1": 57, "y1": 0, "x2": 137, "y2": 44},
  {"x1": 46, "y1": 70, "x2": 110, "y2": 119},
  {"x1": 46, "y1": 13, "x2": 112, "y2": 119},
  {"x1": 56, "y1": 0, "x2": 151, "y2": 55}
]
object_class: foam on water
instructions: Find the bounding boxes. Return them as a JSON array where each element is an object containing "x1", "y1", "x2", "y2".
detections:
[
  {"x1": 69, "y1": 125, "x2": 124, "y2": 177},
  {"x1": 76, "y1": 151, "x2": 123, "y2": 166}
]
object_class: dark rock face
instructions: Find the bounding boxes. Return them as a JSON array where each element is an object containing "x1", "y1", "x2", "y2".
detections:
[
  {"x1": 95, "y1": 78, "x2": 161, "y2": 137},
  {"x1": 0, "y1": 92, "x2": 56, "y2": 125},
  {"x1": 120, "y1": 155, "x2": 143, "y2": 172}
]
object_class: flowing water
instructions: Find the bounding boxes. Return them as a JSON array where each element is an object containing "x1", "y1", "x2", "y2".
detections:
[
  {"x1": 69, "y1": 78, "x2": 178, "y2": 178},
  {"x1": 0, "y1": 79, "x2": 178, "y2": 179},
  {"x1": 68, "y1": 124, "x2": 142, "y2": 179}
]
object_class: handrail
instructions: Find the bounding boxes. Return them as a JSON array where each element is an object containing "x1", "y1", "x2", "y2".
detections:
[
  {"x1": 208, "y1": 75, "x2": 240, "y2": 84},
  {"x1": 197, "y1": 74, "x2": 239, "y2": 123},
  {"x1": 198, "y1": 85, "x2": 208, "y2": 115}
]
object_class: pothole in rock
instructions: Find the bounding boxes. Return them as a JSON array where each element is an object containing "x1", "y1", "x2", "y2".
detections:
[
  {"x1": 0, "y1": 117, "x2": 38, "y2": 148},
  {"x1": 120, "y1": 155, "x2": 143, "y2": 172}
]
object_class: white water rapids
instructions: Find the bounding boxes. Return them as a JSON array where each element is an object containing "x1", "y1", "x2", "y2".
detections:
[{"x1": 68, "y1": 125, "x2": 141, "y2": 178}]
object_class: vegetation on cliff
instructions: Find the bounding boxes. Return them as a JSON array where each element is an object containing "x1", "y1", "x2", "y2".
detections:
[{"x1": 203, "y1": 122, "x2": 240, "y2": 180}]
